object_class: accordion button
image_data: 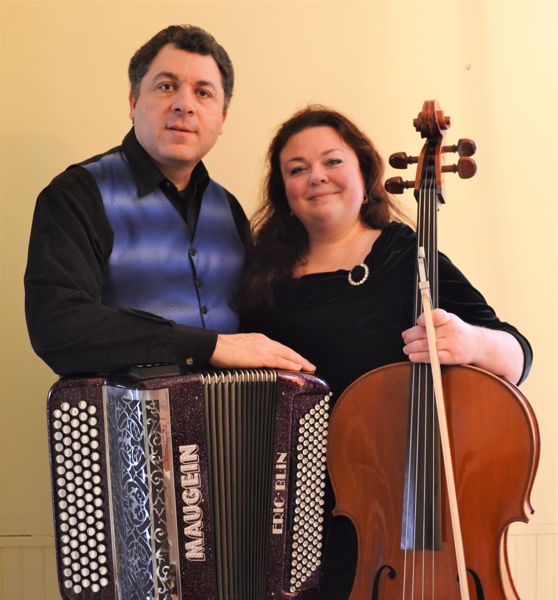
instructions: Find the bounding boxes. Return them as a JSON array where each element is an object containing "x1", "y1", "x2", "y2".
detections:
[{"x1": 185, "y1": 357, "x2": 194, "y2": 366}]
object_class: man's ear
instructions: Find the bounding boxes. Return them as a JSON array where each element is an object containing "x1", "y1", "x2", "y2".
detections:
[
  {"x1": 128, "y1": 91, "x2": 136, "y2": 122},
  {"x1": 219, "y1": 110, "x2": 228, "y2": 135}
]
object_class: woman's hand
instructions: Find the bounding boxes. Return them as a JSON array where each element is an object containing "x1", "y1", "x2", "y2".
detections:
[
  {"x1": 402, "y1": 309, "x2": 478, "y2": 365},
  {"x1": 401, "y1": 308, "x2": 524, "y2": 384}
]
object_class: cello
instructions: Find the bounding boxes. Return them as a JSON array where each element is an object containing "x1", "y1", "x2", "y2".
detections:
[{"x1": 326, "y1": 100, "x2": 540, "y2": 599}]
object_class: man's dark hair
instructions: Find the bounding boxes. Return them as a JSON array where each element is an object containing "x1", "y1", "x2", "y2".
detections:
[{"x1": 128, "y1": 24, "x2": 234, "y2": 111}]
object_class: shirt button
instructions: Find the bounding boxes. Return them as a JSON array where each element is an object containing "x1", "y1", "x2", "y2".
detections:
[
  {"x1": 195, "y1": 278, "x2": 202, "y2": 288},
  {"x1": 185, "y1": 357, "x2": 194, "y2": 366},
  {"x1": 201, "y1": 306, "x2": 208, "y2": 315},
  {"x1": 189, "y1": 248, "x2": 197, "y2": 257}
]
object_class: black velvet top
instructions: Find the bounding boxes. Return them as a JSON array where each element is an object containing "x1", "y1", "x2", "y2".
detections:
[
  {"x1": 242, "y1": 222, "x2": 532, "y2": 401},
  {"x1": 241, "y1": 221, "x2": 532, "y2": 599}
]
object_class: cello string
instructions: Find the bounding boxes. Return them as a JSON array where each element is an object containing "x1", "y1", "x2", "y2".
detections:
[
  {"x1": 402, "y1": 196, "x2": 420, "y2": 599},
  {"x1": 417, "y1": 183, "x2": 430, "y2": 599},
  {"x1": 421, "y1": 186, "x2": 428, "y2": 600},
  {"x1": 403, "y1": 176, "x2": 428, "y2": 598},
  {"x1": 417, "y1": 181, "x2": 429, "y2": 599},
  {"x1": 422, "y1": 185, "x2": 428, "y2": 599},
  {"x1": 405, "y1": 352, "x2": 418, "y2": 598},
  {"x1": 427, "y1": 180, "x2": 436, "y2": 600},
  {"x1": 419, "y1": 168, "x2": 438, "y2": 600},
  {"x1": 423, "y1": 182, "x2": 434, "y2": 600},
  {"x1": 427, "y1": 169, "x2": 442, "y2": 599},
  {"x1": 429, "y1": 179, "x2": 437, "y2": 600},
  {"x1": 402, "y1": 360, "x2": 413, "y2": 598},
  {"x1": 411, "y1": 187, "x2": 428, "y2": 597}
]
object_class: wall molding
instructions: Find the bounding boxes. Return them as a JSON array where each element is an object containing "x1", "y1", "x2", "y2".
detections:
[{"x1": 1, "y1": 528, "x2": 557, "y2": 599}]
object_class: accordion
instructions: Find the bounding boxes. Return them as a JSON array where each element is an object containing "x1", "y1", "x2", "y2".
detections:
[{"x1": 47, "y1": 368, "x2": 331, "y2": 600}]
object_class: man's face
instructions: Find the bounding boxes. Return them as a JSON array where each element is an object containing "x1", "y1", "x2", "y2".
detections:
[{"x1": 129, "y1": 44, "x2": 227, "y2": 189}]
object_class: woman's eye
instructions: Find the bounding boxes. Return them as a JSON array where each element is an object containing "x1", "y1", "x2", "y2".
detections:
[
  {"x1": 289, "y1": 166, "x2": 306, "y2": 176},
  {"x1": 326, "y1": 158, "x2": 342, "y2": 166}
]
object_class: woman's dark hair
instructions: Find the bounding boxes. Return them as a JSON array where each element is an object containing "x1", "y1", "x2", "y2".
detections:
[
  {"x1": 128, "y1": 25, "x2": 234, "y2": 111},
  {"x1": 239, "y1": 105, "x2": 406, "y2": 311}
]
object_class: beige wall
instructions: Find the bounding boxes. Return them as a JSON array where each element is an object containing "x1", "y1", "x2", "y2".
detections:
[{"x1": 1, "y1": 0, "x2": 557, "y2": 597}]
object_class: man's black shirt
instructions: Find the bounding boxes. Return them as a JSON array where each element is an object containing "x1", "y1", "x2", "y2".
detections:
[{"x1": 24, "y1": 129, "x2": 249, "y2": 375}]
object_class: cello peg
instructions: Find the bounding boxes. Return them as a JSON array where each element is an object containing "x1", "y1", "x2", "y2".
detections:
[
  {"x1": 389, "y1": 152, "x2": 419, "y2": 169},
  {"x1": 442, "y1": 138, "x2": 477, "y2": 157},
  {"x1": 385, "y1": 176, "x2": 415, "y2": 194},
  {"x1": 441, "y1": 157, "x2": 477, "y2": 179}
]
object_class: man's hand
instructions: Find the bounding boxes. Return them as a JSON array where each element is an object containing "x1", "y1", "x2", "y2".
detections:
[{"x1": 210, "y1": 333, "x2": 316, "y2": 372}]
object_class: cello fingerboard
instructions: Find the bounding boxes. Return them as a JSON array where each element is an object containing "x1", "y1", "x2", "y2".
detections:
[{"x1": 401, "y1": 159, "x2": 443, "y2": 551}]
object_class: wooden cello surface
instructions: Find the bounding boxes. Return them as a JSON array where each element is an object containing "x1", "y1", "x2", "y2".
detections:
[
  {"x1": 326, "y1": 101, "x2": 540, "y2": 599},
  {"x1": 328, "y1": 363, "x2": 539, "y2": 599}
]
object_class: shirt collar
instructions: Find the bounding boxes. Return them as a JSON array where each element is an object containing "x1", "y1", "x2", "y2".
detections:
[{"x1": 122, "y1": 127, "x2": 209, "y2": 197}]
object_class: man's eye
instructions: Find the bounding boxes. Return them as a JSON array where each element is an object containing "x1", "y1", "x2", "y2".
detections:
[
  {"x1": 158, "y1": 83, "x2": 174, "y2": 92},
  {"x1": 197, "y1": 89, "x2": 212, "y2": 98}
]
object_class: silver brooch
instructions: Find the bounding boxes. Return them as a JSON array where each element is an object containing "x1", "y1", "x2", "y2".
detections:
[{"x1": 348, "y1": 263, "x2": 369, "y2": 286}]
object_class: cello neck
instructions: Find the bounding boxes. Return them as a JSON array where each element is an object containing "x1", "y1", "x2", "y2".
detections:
[{"x1": 413, "y1": 139, "x2": 444, "y2": 320}]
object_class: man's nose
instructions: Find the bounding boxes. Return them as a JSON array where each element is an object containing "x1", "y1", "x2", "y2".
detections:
[{"x1": 171, "y1": 87, "x2": 195, "y2": 114}]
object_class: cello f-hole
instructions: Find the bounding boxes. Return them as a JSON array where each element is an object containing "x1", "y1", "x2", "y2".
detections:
[
  {"x1": 460, "y1": 568, "x2": 485, "y2": 600},
  {"x1": 371, "y1": 564, "x2": 397, "y2": 600}
]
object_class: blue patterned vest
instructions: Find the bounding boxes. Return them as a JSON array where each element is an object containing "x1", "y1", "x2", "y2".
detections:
[{"x1": 84, "y1": 151, "x2": 245, "y2": 332}]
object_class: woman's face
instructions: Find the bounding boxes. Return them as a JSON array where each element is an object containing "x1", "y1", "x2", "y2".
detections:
[{"x1": 279, "y1": 126, "x2": 365, "y2": 238}]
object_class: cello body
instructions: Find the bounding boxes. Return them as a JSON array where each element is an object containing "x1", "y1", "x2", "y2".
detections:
[{"x1": 327, "y1": 362, "x2": 539, "y2": 599}]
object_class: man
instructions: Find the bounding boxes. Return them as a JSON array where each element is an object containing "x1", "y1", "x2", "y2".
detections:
[{"x1": 24, "y1": 25, "x2": 314, "y2": 376}]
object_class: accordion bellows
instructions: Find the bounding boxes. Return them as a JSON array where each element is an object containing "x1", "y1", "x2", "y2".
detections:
[{"x1": 47, "y1": 369, "x2": 331, "y2": 599}]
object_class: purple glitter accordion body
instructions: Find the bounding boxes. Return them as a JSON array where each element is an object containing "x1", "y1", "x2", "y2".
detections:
[{"x1": 47, "y1": 369, "x2": 331, "y2": 600}]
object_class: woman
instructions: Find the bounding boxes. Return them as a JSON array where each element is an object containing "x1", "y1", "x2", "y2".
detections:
[{"x1": 239, "y1": 106, "x2": 532, "y2": 598}]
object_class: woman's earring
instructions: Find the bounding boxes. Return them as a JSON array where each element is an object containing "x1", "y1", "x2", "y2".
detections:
[{"x1": 362, "y1": 192, "x2": 369, "y2": 205}]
